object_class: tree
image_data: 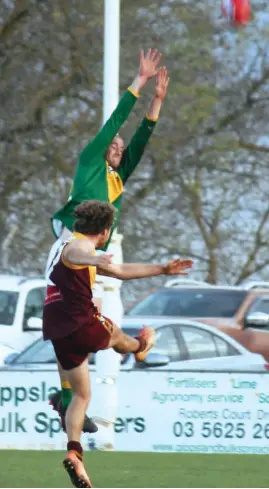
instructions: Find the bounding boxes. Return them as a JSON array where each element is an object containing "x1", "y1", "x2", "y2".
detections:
[{"x1": 0, "y1": 0, "x2": 268, "y2": 306}]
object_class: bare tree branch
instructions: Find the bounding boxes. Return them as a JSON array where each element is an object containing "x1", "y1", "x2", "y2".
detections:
[
  {"x1": 0, "y1": 0, "x2": 30, "y2": 41},
  {"x1": 238, "y1": 141, "x2": 269, "y2": 153},
  {"x1": 235, "y1": 205, "x2": 269, "y2": 284}
]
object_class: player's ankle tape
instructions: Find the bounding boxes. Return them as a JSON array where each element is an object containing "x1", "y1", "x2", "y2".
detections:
[
  {"x1": 67, "y1": 441, "x2": 83, "y2": 459},
  {"x1": 135, "y1": 336, "x2": 147, "y2": 353}
]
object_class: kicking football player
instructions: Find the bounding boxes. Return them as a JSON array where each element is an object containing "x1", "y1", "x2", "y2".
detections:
[{"x1": 43, "y1": 200, "x2": 193, "y2": 488}]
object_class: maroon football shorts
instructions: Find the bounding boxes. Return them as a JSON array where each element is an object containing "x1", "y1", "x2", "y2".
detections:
[{"x1": 52, "y1": 315, "x2": 114, "y2": 370}]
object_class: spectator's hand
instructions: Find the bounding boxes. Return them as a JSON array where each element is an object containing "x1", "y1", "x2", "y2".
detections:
[
  {"x1": 164, "y1": 259, "x2": 194, "y2": 276},
  {"x1": 155, "y1": 67, "x2": 170, "y2": 101}
]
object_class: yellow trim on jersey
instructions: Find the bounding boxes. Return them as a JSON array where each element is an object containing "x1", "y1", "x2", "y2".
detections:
[
  {"x1": 146, "y1": 113, "x2": 158, "y2": 122},
  {"x1": 106, "y1": 162, "x2": 124, "y2": 203},
  {"x1": 93, "y1": 314, "x2": 113, "y2": 335},
  {"x1": 128, "y1": 87, "x2": 139, "y2": 98},
  {"x1": 61, "y1": 233, "x2": 88, "y2": 269},
  {"x1": 72, "y1": 232, "x2": 87, "y2": 240},
  {"x1": 89, "y1": 265, "x2": 96, "y2": 289},
  {"x1": 61, "y1": 232, "x2": 97, "y2": 288}
]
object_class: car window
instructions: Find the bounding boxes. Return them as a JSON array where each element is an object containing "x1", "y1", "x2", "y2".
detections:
[
  {"x1": 249, "y1": 298, "x2": 269, "y2": 315},
  {"x1": 127, "y1": 289, "x2": 248, "y2": 318},
  {"x1": 151, "y1": 326, "x2": 180, "y2": 362},
  {"x1": 180, "y1": 326, "x2": 218, "y2": 360},
  {"x1": 14, "y1": 339, "x2": 56, "y2": 364},
  {"x1": 0, "y1": 291, "x2": 19, "y2": 326},
  {"x1": 213, "y1": 335, "x2": 229, "y2": 356},
  {"x1": 127, "y1": 293, "x2": 168, "y2": 316},
  {"x1": 13, "y1": 339, "x2": 96, "y2": 365},
  {"x1": 23, "y1": 288, "x2": 46, "y2": 327},
  {"x1": 214, "y1": 335, "x2": 239, "y2": 357}
]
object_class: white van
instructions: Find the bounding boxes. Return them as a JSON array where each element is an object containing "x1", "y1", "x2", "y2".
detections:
[{"x1": 0, "y1": 274, "x2": 46, "y2": 351}]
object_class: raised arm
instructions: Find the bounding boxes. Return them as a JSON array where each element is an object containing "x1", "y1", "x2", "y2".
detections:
[
  {"x1": 79, "y1": 49, "x2": 162, "y2": 166},
  {"x1": 147, "y1": 67, "x2": 169, "y2": 121},
  {"x1": 97, "y1": 259, "x2": 193, "y2": 280},
  {"x1": 118, "y1": 67, "x2": 170, "y2": 183}
]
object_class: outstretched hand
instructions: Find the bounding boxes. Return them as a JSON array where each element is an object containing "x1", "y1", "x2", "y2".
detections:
[
  {"x1": 139, "y1": 48, "x2": 162, "y2": 81},
  {"x1": 164, "y1": 259, "x2": 194, "y2": 276},
  {"x1": 155, "y1": 67, "x2": 170, "y2": 101}
]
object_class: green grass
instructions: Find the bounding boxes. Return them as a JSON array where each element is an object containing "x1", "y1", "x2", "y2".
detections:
[{"x1": 0, "y1": 450, "x2": 268, "y2": 487}]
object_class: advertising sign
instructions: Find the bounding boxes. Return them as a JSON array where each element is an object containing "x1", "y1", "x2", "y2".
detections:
[{"x1": 1, "y1": 370, "x2": 269, "y2": 454}]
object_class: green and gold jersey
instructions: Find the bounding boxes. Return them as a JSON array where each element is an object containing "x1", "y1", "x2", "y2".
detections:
[{"x1": 52, "y1": 88, "x2": 157, "y2": 249}]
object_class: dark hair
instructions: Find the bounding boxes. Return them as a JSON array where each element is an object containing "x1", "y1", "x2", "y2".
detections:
[{"x1": 73, "y1": 200, "x2": 116, "y2": 235}]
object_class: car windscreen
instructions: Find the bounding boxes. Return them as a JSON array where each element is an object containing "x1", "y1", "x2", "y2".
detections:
[
  {"x1": 0, "y1": 291, "x2": 19, "y2": 325},
  {"x1": 126, "y1": 288, "x2": 248, "y2": 318}
]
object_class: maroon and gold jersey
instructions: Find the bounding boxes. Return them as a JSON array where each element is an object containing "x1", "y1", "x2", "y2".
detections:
[{"x1": 43, "y1": 232, "x2": 98, "y2": 340}]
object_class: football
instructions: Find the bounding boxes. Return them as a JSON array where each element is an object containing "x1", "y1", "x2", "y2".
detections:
[{"x1": 221, "y1": 0, "x2": 251, "y2": 26}]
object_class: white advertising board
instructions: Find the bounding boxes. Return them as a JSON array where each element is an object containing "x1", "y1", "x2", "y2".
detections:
[{"x1": 1, "y1": 370, "x2": 269, "y2": 454}]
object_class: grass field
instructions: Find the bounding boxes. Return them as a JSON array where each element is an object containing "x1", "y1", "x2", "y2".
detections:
[{"x1": 1, "y1": 450, "x2": 268, "y2": 488}]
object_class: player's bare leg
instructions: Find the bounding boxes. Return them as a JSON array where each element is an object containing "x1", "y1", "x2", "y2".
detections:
[
  {"x1": 49, "y1": 360, "x2": 98, "y2": 434},
  {"x1": 63, "y1": 357, "x2": 93, "y2": 488},
  {"x1": 49, "y1": 362, "x2": 71, "y2": 413},
  {"x1": 107, "y1": 324, "x2": 156, "y2": 361}
]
